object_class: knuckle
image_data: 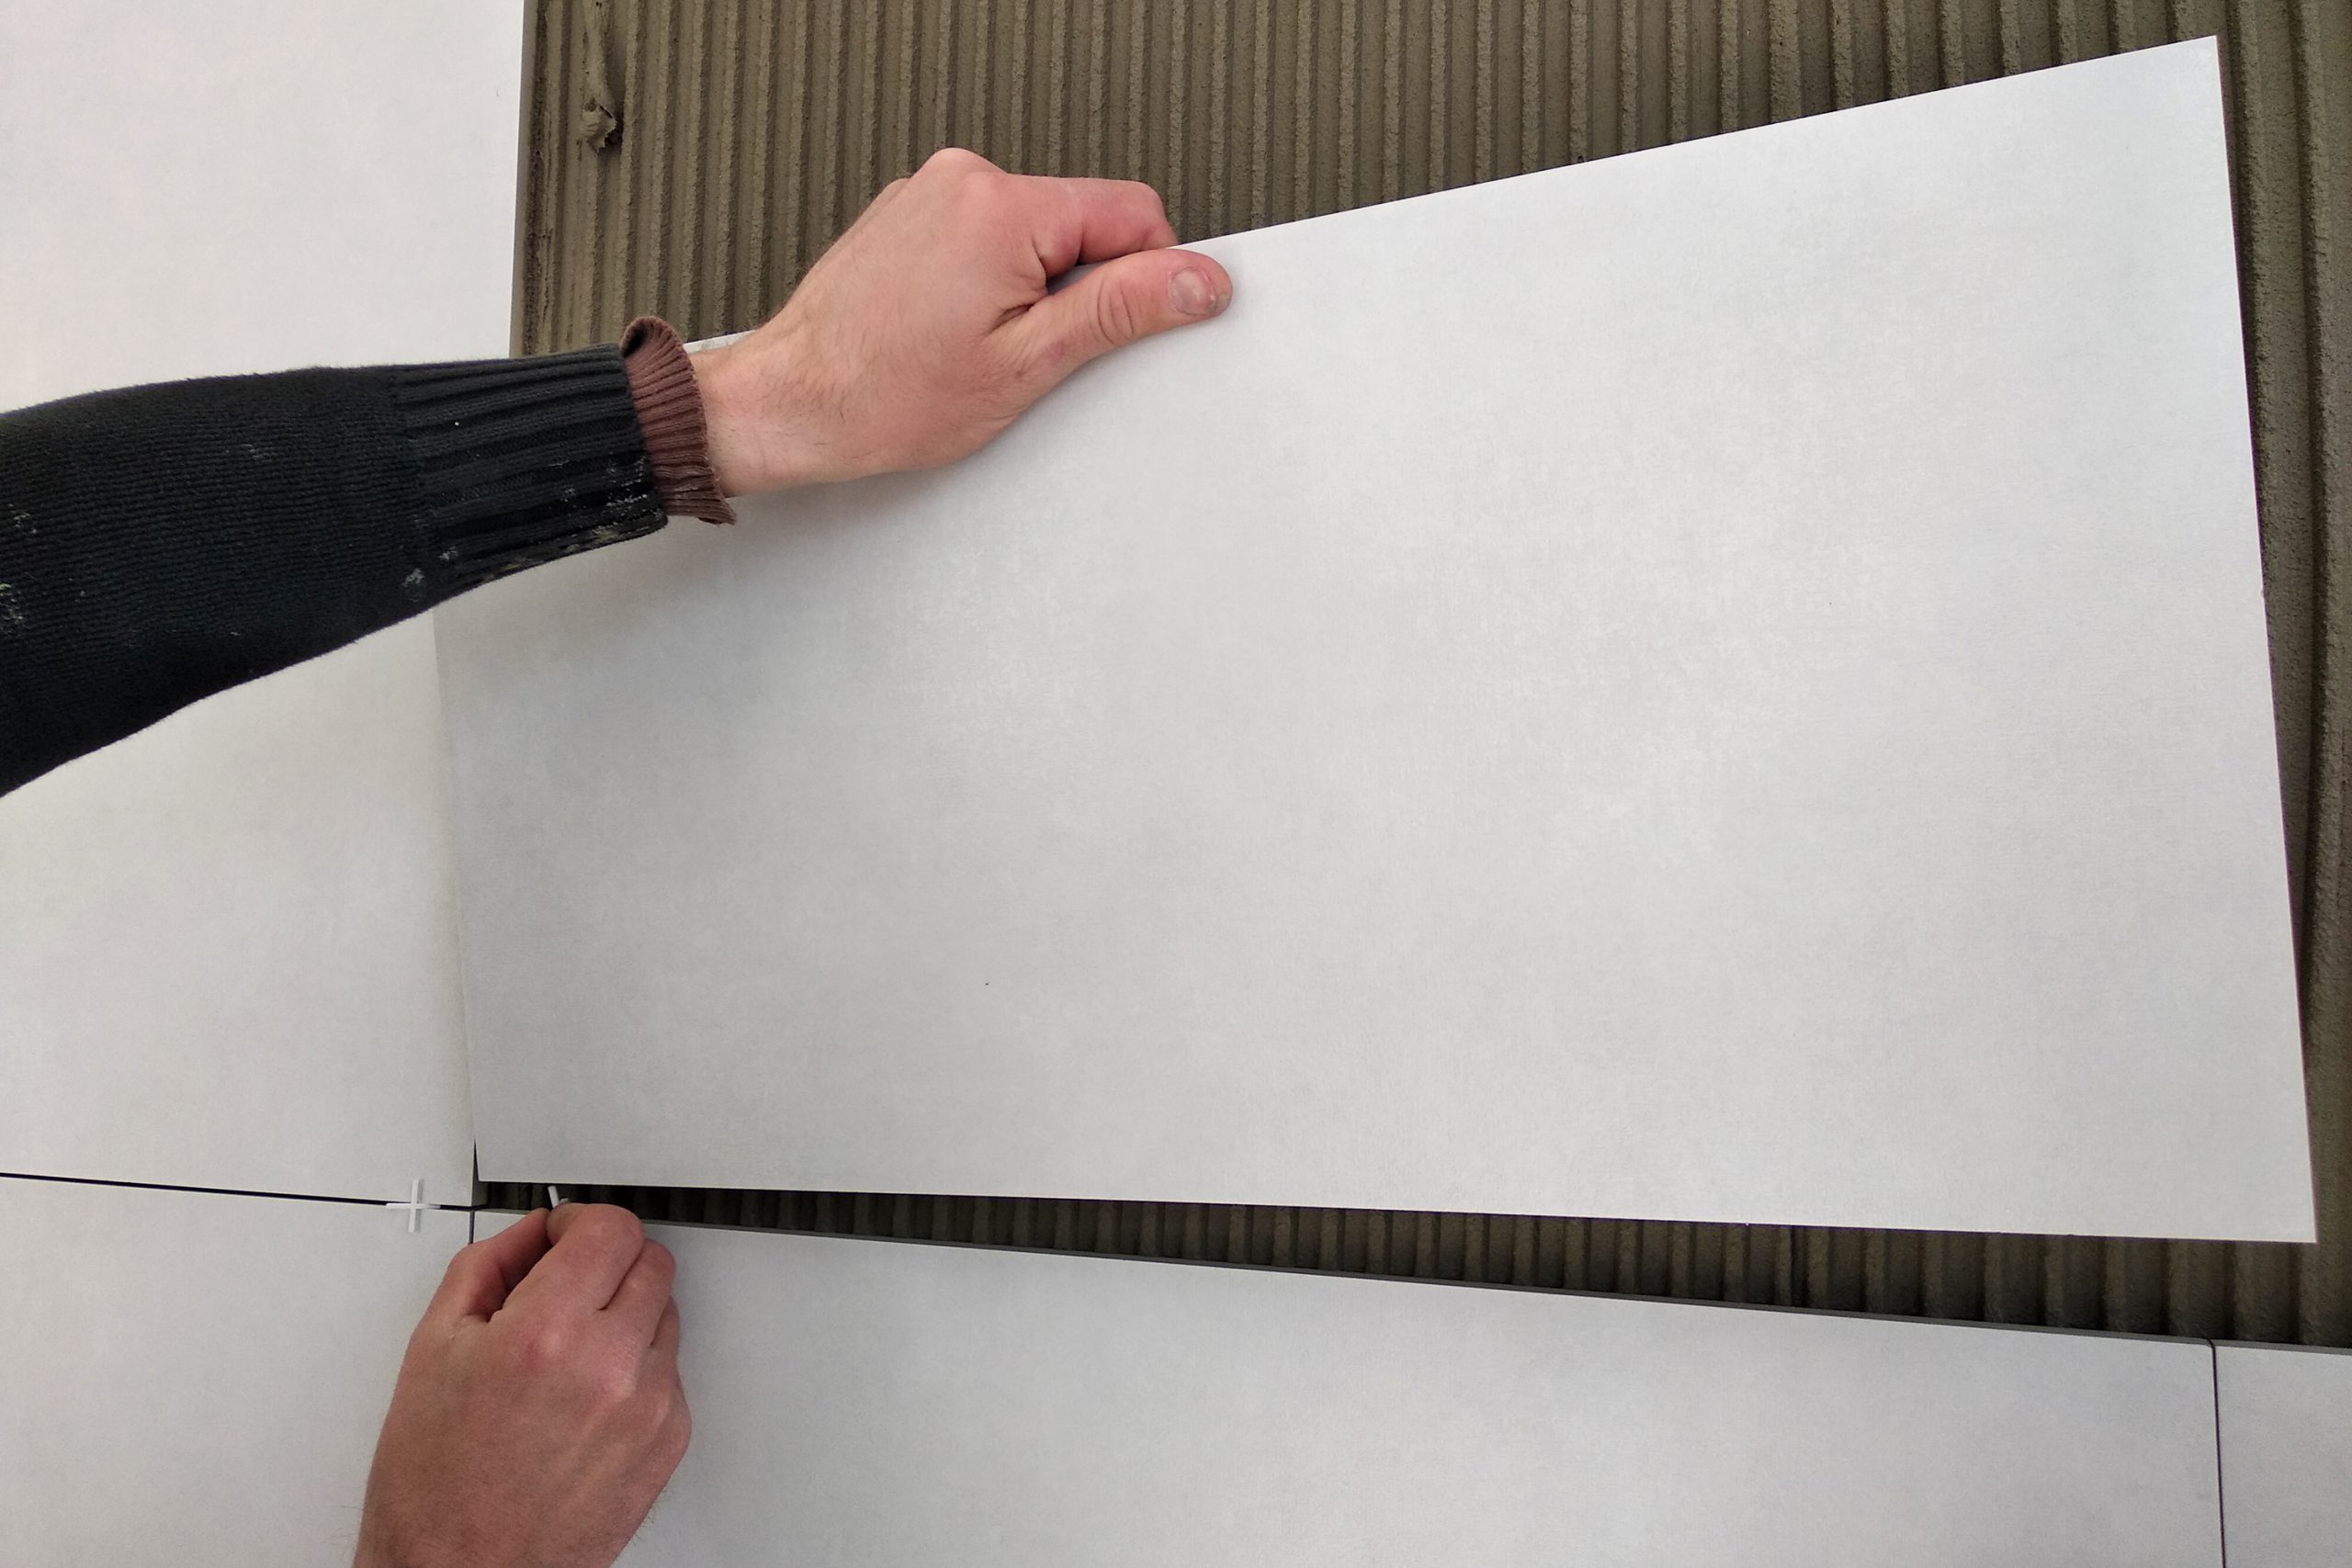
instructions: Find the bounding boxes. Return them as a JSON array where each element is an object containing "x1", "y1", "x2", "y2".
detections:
[
  {"x1": 543, "y1": 1332, "x2": 637, "y2": 1407},
  {"x1": 922, "y1": 146, "x2": 992, "y2": 181},
  {"x1": 1092, "y1": 283, "x2": 1144, "y2": 347},
  {"x1": 639, "y1": 1382, "x2": 678, "y2": 1432},
  {"x1": 656, "y1": 1400, "x2": 694, "y2": 1468},
  {"x1": 512, "y1": 1315, "x2": 577, "y2": 1371},
  {"x1": 643, "y1": 1241, "x2": 677, "y2": 1287},
  {"x1": 590, "y1": 1350, "x2": 639, "y2": 1409},
  {"x1": 1006, "y1": 337, "x2": 1071, "y2": 400}
]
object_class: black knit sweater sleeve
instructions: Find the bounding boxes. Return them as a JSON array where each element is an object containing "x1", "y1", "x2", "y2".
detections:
[{"x1": 0, "y1": 347, "x2": 667, "y2": 795}]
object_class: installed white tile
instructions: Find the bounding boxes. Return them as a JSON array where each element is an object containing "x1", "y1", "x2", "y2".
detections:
[
  {"x1": 0, "y1": 1178, "x2": 464, "y2": 1568},
  {"x1": 0, "y1": 0, "x2": 523, "y2": 408},
  {"x1": 2217, "y1": 1344, "x2": 2352, "y2": 1568},
  {"x1": 444, "y1": 41, "x2": 2306, "y2": 1238},
  {"x1": 471, "y1": 1217, "x2": 2223, "y2": 1567},
  {"x1": 0, "y1": 619, "x2": 475, "y2": 1202},
  {"x1": 0, "y1": 0, "x2": 522, "y2": 1201}
]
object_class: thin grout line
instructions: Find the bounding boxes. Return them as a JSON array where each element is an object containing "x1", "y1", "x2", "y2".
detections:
[
  {"x1": 0, "y1": 1168, "x2": 478, "y2": 1212},
  {"x1": 2211, "y1": 1338, "x2": 2232, "y2": 1567}
]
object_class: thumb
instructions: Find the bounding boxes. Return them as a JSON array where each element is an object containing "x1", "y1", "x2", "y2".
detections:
[{"x1": 1018, "y1": 249, "x2": 1231, "y2": 387}]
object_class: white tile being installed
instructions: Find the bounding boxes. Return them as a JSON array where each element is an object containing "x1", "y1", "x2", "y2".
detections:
[
  {"x1": 2216, "y1": 1343, "x2": 2352, "y2": 1568},
  {"x1": 444, "y1": 40, "x2": 2308, "y2": 1239},
  {"x1": 0, "y1": 0, "x2": 522, "y2": 1201},
  {"x1": 0, "y1": 1178, "x2": 464, "y2": 1568},
  {"x1": 466, "y1": 1218, "x2": 2225, "y2": 1568}
]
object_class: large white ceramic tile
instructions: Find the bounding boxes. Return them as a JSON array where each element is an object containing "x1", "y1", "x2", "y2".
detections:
[
  {"x1": 444, "y1": 42, "x2": 2306, "y2": 1238},
  {"x1": 0, "y1": 1178, "x2": 465, "y2": 1568},
  {"x1": 472, "y1": 1217, "x2": 2223, "y2": 1567},
  {"x1": 2217, "y1": 1343, "x2": 2352, "y2": 1568},
  {"x1": 0, "y1": 0, "x2": 522, "y2": 1201},
  {"x1": 0, "y1": 0, "x2": 524, "y2": 407},
  {"x1": 0, "y1": 617, "x2": 476, "y2": 1203}
]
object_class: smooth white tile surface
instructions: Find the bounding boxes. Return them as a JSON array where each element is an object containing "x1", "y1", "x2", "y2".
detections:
[
  {"x1": 444, "y1": 42, "x2": 2307, "y2": 1238},
  {"x1": 472, "y1": 1217, "x2": 2224, "y2": 1567},
  {"x1": 2217, "y1": 1344, "x2": 2352, "y2": 1568},
  {"x1": 0, "y1": 0, "x2": 523, "y2": 407},
  {"x1": 0, "y1": 1178, "x2": 463, "y2": 1568},
  {"x1": 0, "y1": 0, "x2": 521, "y2": 1201},
  {"x1": 0, "y1": 620, "x2": 477, "y2": 1202}
]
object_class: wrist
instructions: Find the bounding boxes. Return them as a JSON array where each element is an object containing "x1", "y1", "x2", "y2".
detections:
[
  {"x1": 693, "y1": 325, "x2": 859, "y2": 496},
  {"x1": 687, "y1": 343, "x2": 764, "y2": 498}
]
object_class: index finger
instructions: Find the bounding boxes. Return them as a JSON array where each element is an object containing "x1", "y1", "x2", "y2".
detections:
[
  {"x1": 421, "y1": 1209, "x2": 550, "y2": 1327},
  {"x1": 505, "y1": 1202, "x2": 648, "y2": 1316},
  {"x1": 1026, "y1": 176, "x2": 1178, "y2": 276}
]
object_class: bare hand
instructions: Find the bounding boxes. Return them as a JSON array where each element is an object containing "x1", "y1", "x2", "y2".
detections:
[
  {"x1": 692, "y1": 148, "x2": 1232, "y2": 495},
  {"x1": 353, "y1": 1205, "x2": 688, "y2": 1568}
]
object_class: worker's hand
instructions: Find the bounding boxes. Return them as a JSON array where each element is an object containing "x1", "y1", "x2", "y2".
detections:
[
  {"x1": 692, "y1": 147, "x2": 1231, "y2": 495},
  {"x1": 352, "y1": 1205, "x2": 688, "y2": 1568}
]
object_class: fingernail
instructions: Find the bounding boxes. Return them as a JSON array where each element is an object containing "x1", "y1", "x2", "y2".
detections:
[{"x1": 1170, "y1": 267, "x2": 1221, "y2": 317}]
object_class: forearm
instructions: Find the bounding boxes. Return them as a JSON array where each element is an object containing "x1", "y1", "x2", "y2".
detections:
[
  {"x1": 0, "y1": 149, "x2": 1232, "y2": 806},
  {"x1": 0, "y1": 345, "x2": 666, "y2": 795}
]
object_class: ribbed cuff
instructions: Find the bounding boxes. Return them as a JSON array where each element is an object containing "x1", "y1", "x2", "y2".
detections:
[
  {"x1": 389, "y1": 347, "x2": 669, "y2": 592},
  {"x1": 622, "y1": 315, "x2": 736, "y2": 524}
]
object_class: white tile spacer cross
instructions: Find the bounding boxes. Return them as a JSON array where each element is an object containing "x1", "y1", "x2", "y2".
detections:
[{"x1": 388, "y1": 1177, "x2": 427, "y2": 1235}]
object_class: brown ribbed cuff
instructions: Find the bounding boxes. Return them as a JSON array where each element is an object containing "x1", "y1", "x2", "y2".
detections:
[{"x1": 620, "y1": 315, "x2": 735, "y2": 524}]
